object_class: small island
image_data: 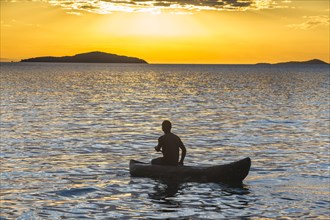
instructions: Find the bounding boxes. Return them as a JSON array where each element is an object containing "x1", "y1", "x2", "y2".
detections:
[
  {"x1": 256, "y1": 59, "x2": 329, "y2": 66},
  {"x1": 21, "y1": 52, "x2": 148, "y2": 64}
]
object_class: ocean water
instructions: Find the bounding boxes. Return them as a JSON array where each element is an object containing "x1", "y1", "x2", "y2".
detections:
[{"x1": 0, "y1": 62, "x2": 329, "y2": 219}]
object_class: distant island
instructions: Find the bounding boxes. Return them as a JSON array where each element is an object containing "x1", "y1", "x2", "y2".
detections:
[
  {"x1": 256, "y1": 59, "x2": 329, "y2": 66},
  {"x1": 21, "y1": 52, "x2": 148, "y2": 64}
]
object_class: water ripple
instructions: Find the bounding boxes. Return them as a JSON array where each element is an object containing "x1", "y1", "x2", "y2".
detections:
[{"x1": 1, "y1": 63, "x2": 329, "y2": 219}]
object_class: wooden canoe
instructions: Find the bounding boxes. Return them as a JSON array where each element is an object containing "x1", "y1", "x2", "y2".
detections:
[{"x1": 129, "y1": 157, "x2": 251, "y2": 183}]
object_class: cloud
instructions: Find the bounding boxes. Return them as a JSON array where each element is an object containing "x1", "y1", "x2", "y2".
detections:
[
  {"x1": 287, "y1": 15, "x2": 330, "y2": 30},
  {"x1": 42, "y1": 0, "x2": 289, "y2": 14},
  {"x1": 1, "y1": 19, "x2": 42, "y2": 28}
]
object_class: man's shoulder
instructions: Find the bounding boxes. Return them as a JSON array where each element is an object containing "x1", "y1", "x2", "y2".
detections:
[
  {"x1": 171, "y1": 132, "x2": 179, "y2": 137},
  {"x1": 158, "y1": 134, "x2": 166, "y2": 141},
  {"x1": 160, "y1": 133, "x2": 181, "y2": 141},
  {"x1": 159, "y1": 133, "x2": 175, "y2": 137},
  {"x1": 169, "y1": 133, "x2": 182, "y2": 140}
]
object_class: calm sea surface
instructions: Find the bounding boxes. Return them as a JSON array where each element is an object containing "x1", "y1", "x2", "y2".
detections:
[{"x1": 0, "y1": 63, "x2": 329, "y2": 219}]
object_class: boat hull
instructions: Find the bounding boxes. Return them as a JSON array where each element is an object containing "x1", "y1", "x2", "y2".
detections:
[{"x1": 129, "y1": 157, "x2": 251, "y2": 183}]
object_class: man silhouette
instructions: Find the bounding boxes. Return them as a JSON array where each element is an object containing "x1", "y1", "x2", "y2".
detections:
[{"x1": 151, "y1": 120, "x2": 186, "y2": 166}]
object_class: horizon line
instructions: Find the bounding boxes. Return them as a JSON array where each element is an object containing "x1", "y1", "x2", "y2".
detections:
[{"x1": 1, "y1": 61, "x2": 329, "y2": 65}]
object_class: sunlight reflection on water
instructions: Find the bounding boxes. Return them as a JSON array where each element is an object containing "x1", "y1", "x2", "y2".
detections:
[{"x1": 0, "y1": 63, "x2": 329, "y2": 219}]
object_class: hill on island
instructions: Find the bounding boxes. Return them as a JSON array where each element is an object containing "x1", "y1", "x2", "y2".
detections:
[
  {"x1": 21, "y1": 52, "x2": 148, "y2": 64},
  {"x1": 275, "y1": 59, "x2": 328, "y2": 65},
  {"x1": 256, "y1": 59, "x2": 329, "y2": 66}
]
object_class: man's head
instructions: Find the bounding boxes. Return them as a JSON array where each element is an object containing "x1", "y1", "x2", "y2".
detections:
[{"x1": 162, "y1": 120, "x2": 172, "y2": 133}]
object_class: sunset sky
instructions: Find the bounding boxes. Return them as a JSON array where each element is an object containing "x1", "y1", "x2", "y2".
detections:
[{"x1": 1, "y1": 0, "x2": 329, "y2": 64}]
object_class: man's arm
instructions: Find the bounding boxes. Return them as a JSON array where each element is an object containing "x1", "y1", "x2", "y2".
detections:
[
  {"x1": 155, "y1": 145, "x2": 161, "y2": 152},
  {"x1": 179, "y1": 141, "x2": 186, "y2": 166},
  {"x1": 155, "y1": 138, "x2": 162, "y2": 152}
]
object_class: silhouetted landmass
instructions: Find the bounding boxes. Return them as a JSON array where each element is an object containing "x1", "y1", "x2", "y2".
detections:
[
  {"x1": 21, "y1": 52, "x2": 148, "y2": 64},
  {"x1": 276, "y1": 59, "x2": 329, "y2": 65},
  {"x1": 256, "y1": 59, "x2": 329, "y2": 66}
]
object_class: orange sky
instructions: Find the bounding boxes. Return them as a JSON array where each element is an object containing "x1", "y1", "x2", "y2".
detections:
[{"x1": 1, "y1": 0, "x2": 329, "y2": 64}]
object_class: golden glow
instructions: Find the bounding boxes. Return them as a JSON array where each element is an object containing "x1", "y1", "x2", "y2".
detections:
[{"x1": 1, "y1": 0, "x2": 329, "y2": 63}]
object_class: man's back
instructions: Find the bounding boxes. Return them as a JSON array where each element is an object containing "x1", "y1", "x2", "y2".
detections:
[{"x1": 158, "y1": 132, "x2": 183, "y2": 165}]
